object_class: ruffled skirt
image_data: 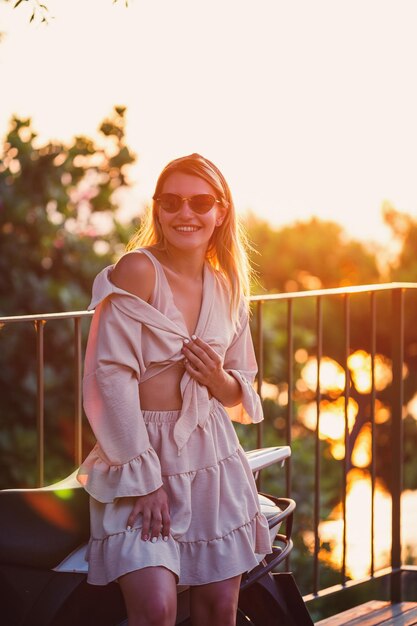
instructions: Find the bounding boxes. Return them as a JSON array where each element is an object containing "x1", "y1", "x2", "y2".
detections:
[{"x1": 85, "y1": 399, "x2": 272, "y2": 586}]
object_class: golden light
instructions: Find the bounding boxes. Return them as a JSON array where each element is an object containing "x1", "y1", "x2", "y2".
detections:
[
  {"x1": 375, "y1": 401, "x2": 391, "y2": 424},
  {"x1": 330, "y1": 442, "x2": 345, "y2": 461},
  {"x1": 351, "y1": 423, "x2": 372, "y2": 468},
  {"x1": 298, "y1": 397, "x2": 358, "y2": 446},
  {"x1": 315, "y1": 469, "x2": 392, "y2": 579},
  {"x1": 401, "y1": 490, "x2": 417, "y2": 563},
  {"x1": 258, "y1": 381, "x2": 279, "y2": 401},
  {"x1": 301, "y1": 357, "x2": 346, "y2": 394},
  {"x1": 347, "y1": 350, "x2": 393, "y2": 394},
  {"x1": 277, "y1": 383, "x2": 289, "y2": 406},
  {"x1": 296, "y1": 379, "x2": 309, "y2": 393},
  {"x1": 312, "y1": 472, "x2": 417, "y2": 580},
  {"x1": 407, "y1": 393, "x2": 417, "y2": 421},
  {"x1": 254, "y1": 381, "x2": 288, "y2": 405},
  {"x1": 295, "y1": 348, "x2": 309, "y2": 364},
  {"x1": 294, "y1": 270, "x2": 323, "y2": 290}
]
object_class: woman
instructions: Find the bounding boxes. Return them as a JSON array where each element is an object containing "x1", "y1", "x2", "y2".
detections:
[{"x1": 77, "y1": 153, "x2": 271, "y2": 626}]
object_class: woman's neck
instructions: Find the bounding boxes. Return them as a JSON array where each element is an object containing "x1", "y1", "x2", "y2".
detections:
[{"x1": 154, "y1": 244, "x2": 206, "y2": 280}]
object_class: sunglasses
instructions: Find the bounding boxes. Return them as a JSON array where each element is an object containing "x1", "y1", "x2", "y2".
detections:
[{"x1": 153, "y1": 193, "x2": 223, "y2": 215}]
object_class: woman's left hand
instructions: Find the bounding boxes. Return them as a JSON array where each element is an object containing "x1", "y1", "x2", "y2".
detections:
[
  {"x1": 181, "y1": 336, "x2": 242, "y2": 407},
  {"x1": 182, "y1": 336, "x2": 227, "y2": 391}
]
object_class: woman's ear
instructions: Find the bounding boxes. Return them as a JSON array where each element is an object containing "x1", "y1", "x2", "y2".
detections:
[{"x1": 215, "y1": 205, "x2": 227, "y2": 227}]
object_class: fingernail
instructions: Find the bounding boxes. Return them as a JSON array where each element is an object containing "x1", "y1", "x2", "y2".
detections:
[
  {"x1": 184, "y1": 339, "x2": 189, "y2": 344},
  {"x1": 142, "y1": 534, "x2": 149, "y2": 541},
  {"x1": 191, "y1": 335, "x2": 197, "y2": 340},
  {"x1": 163, "y1": 536, "x2": 169, "y2": 542},
  {"x1": 151, "y1": 536, "x2": 158, "y2": 543},
  {"x1": 126, "y1": 525, "x2": 131, "y2": 531}
]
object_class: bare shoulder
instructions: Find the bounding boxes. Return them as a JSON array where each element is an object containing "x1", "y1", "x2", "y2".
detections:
[{"x1": 110, "y1": 251, "x2": 155, "y2": 302}]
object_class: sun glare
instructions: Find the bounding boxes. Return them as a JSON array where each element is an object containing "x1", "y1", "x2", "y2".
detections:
[
  {"x1": 313, "y1": 472, "x2": 417, "y2": 580},
  {"x1": 301, "y1": 357, "x2": 346, "y2": 394},
  {"x1": 347, "y1": 350, "x2": 393, "y2": 394},
  {"x1": 298, "y1": 397, "x2": 358, "y2": 442},
  {"x1": 316, "y1": 470, "x2": 392, "y2": 579},
  {"x1": 407, "y1": 393, "x2": 417, "y2": 421}
]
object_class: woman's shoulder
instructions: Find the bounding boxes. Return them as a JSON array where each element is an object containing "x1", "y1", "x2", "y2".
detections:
[{"x1": 110, "y1": 250, "x2": 156, "y2": 303}]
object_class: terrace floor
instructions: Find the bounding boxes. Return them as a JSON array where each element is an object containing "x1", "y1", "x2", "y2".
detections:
[{"x1": 316, "y1": 600, "x2": 417, "y2": 626}]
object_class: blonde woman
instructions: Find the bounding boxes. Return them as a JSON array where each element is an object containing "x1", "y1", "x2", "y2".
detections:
[{"x1": 77, "y1": 154, "x2": 271, "y2": 626}]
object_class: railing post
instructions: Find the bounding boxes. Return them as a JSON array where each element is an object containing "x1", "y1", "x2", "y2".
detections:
[
  {"x1": 285, "y1": 299, "x2": 294, "y2": 570},
  {"x1": 34, "y1": 319, "x2": 45, "y2": 487},
  {"x1": 370, "y1": 292, "x2": 377, "y2": 577},
  {"x1": 74, "y1": 317, "x2": 83, "y2": 467},
  {"x1": 256, "y1": 300, "x2": 264, "y2": 452},
  {"x1": 313, "y1": 296, "x2": 322, "y2": 595},
  {"x1": 342, "y1": 294, "x2": 350, "y2": 585},
  {"x1": 286, "y1": 299, "x2": 293, "y2": 498},
  {"x1": 391, "y1": 288, "x2": 404, "y2": 602}
]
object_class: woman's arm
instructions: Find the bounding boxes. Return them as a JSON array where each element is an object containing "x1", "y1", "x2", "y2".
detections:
[
  {"x1": 182, "y1": 301, "x2": 263, "y2": 423},
  {"x1": 181, "y1": 336, "x2": 243, "y2": 407},
  {"x1": 110, "y1": 251, "x2": 171, "y2": 542}
]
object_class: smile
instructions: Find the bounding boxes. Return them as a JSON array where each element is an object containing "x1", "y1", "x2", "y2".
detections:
[{"x1": 174, "y1": 226, "x2": 201, "y2": 232}]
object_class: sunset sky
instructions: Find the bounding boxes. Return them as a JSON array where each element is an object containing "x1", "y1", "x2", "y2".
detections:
[{"x1": 1, "y1": 0, "x2": 416, "y2": 248}]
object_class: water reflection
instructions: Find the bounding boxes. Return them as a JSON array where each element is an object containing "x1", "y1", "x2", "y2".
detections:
[
  {"x1": 262, "y1": 347, "x2": 417, "y2": 580},
  {"x1": 314, "y1": 471, "x2": 417, "y2": 579}
]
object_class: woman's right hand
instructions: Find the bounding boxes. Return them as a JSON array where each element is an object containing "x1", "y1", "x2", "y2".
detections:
[{"x1": 127, "y1": 486, "x2": 170, "y2": 542}]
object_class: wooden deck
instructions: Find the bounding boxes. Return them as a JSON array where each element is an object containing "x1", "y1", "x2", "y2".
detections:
[{"x1": 315, "y1": 601, "x2": 417, "y2": 625}]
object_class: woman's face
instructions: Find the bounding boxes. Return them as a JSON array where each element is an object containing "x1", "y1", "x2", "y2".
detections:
[{"x1": 155, "y1": 172, "x2": 226, "y2": 253}]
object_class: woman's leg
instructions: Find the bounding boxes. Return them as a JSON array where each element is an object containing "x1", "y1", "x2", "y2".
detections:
[
  {"x1": 118, "y1": 566, "x2": 177, "y2": 626},
  {"x1": 189, "y1": 574, "x2": 242, "y2": 626}
]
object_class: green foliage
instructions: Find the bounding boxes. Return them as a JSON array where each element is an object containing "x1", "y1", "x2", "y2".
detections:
[
  {"x1": 383, "y1": 205, "x2": 417, "y2": 282},
  {"x1": 0, "y1": 107, "x2": 138, "y2": 487},
  {"x1": 247, "y1": 213, "x2": 380, "y2": 293}
]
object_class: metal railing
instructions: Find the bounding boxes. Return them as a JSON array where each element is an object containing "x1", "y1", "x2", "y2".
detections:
[
  {"x1": 2, "y1": 281, "x2": 417, "y2": 611},
  {"x1": 0, "y1": 310, "x2": 93, "y2": 486},
  {"x1": 251, "y1": 282, "x2": 417, "y2": 611}
]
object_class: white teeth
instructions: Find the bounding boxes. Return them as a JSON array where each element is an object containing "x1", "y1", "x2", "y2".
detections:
[{"x1": 174, "y1": 226, "x2": 200, "y2": 232}]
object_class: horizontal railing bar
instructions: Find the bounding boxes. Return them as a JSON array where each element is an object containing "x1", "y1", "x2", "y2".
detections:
[
  {"x1": 250, "y1": 282, "x2": 417, "y2": 302},
  {"x1": 0, "y1": 310, "x2": 94, "y2": 324},
  {"x1": 2, "y1": 283, "x2": 417, "y2": 326}
]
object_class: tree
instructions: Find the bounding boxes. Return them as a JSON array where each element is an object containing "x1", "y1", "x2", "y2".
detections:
[
  {"x1": 0, "y1": 106, "x2": 137, "y2": 487},
  {"x1": 383, "y1": 203, "x2": 417, "y2": 282},
  {"x1": 246, "y1": 213, "x2": 381, "y2": 294}
]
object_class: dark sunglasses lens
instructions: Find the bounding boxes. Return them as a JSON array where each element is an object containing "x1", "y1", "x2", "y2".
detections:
[
  {"x1": 189, "y1": 194, "x2": 216, "y2": 214},
  {"x1": 157, "y1": 193, "x2": 181, "y2": 213}
]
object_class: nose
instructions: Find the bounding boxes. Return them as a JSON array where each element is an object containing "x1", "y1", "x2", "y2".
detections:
[{"x1": 177, "y1": 198, "x2": 195, "y2": 217}]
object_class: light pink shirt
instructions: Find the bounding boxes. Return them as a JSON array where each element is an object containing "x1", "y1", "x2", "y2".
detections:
[{"x1": 77, "y1": 251, "x2": 263, "y2": 503}]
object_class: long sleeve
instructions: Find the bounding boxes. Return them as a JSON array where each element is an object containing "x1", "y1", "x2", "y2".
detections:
[
  {"x1": 77, "y1": 298, "x2": 163, "y2": 503},
  {"x1": 223, "y1": 302, "x2": 263, "y2": 425}
]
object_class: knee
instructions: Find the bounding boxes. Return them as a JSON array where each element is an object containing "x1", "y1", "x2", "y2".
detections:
[
  {"x1": 128, "y1": 596, "x2": 176, "y2": 626},
  {"x1": 209, "y1": 598, "x2": 237, "y2": 626}
]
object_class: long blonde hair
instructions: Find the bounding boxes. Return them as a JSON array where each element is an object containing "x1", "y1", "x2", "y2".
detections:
[{"x1": 127, "y1": 153, "x2": 253, "y2": 322}]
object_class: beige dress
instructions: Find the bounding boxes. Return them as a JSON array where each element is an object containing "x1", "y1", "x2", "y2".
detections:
[{"x1": 77, "y1": 248, "x2": 271, "y2": 586}]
